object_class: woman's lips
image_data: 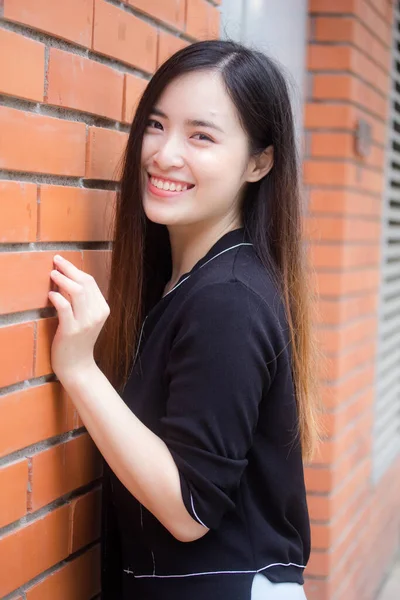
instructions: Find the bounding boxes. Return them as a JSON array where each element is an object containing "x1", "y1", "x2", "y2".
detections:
[{"x1": 147, "y1": 174, "x2": 195, "y2": 198}]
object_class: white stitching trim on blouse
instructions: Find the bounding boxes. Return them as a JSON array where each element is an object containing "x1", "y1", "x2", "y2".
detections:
[
  {"x1": 163, "y1": 243, "x2": 253, "y2": 298},
  {"x1": 126, "y1": 561, "x2": 306, "y2": 578},
  {"x1": 190, "y1": 491, "x2": 208, "y2": 528}
]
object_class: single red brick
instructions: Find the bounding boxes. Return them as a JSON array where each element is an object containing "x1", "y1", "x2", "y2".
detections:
[
  {"x1": 308, "y1": 45, "x2": 353, "y2": 71},
  {"x1": 0, "y1": 29, "x2": 45, "y2": 102},
  {"x1": 0, "y1": 106, "x2": 86, "y2": 176},
  {"x1": 0, "y1": 460, "x2": 29, "y2": 528},
  {"x1": 34, "y1": 317, "x2": 58, "y2": 377},
  {"x1": 39, "y1": 185, "x2": 115, "y2": 242},
  {"x1": 86, "y1": 126, "x2": 129, "y2": 181},
  {"x1": 157, "y1": 31, "x2": 189, "y2": 67},
  {"x1": 82, "y1": 249, "x2": 112, "y2": 300},
  {"x1": 0, "y1": 383, "x2": 75, "y2": 458},
  {"x1": 93, "y1": 0, "x2": 158, "y2": 74},
  {"x1": 123, "y1": 74, "x2": 148, "y2": 123},
  {"x1": 186, "y1": 0, "x2": 220, "y2": 39},
  {"x1": 69, "y1": 488, "x2": 102, "y2": 552},
  {"x1": 0, "y1": 251, "x2": 82, "y2": 314},
  {"x1": 0, "y1": 181, "x2": 37, "y2": 243},
  {"x1": 3, "y1": 0, "x2": 94, "y2": 48},
  {"x1": 0, "y1": 322, "x2": 34, "y2": 387},
  {"x1": 47, "y1": 49, "x2": 124, "y2": 121}
]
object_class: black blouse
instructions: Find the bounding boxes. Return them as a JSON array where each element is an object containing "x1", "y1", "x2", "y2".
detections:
[{"x1": 100, "y1": 227, "x2": 310, "y2": 600}]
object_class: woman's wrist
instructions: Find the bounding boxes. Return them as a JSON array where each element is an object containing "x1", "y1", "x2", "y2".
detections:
[{"x1": 56, "y1": 359, "x2": 99, "y2": 392}]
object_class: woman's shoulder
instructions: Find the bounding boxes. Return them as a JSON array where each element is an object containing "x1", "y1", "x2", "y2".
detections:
[
  {"x1": 176, "y1": 266, "x2": 287, "y2": 349},
  {"x1": 182, "y1": 244, "x2": 285, "y2": 322}
]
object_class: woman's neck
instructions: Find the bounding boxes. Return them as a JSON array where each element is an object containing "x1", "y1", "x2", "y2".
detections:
[{"x1": 164, "y1": 219, "x2": 243, "y2": 296}]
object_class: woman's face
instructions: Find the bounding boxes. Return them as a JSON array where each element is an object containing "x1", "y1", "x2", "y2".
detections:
[{"x1": 140, "y1": 70, "x2": 254, "y2": 228}]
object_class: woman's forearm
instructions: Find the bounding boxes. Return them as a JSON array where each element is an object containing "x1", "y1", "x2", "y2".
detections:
[{"x1": 60, "y1": 362, "x2": 208, "y2": 542}]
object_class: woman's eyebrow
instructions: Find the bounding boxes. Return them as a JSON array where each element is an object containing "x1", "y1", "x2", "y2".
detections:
[{"x1": 151, "y1": 107, "x2": 224, "y2": 133}]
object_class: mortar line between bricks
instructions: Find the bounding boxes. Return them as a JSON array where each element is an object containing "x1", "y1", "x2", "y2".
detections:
[
  {"x1": 0, "y1": 428, "x2": 89, "y2": 471},
  {"x1": 307, "y1": 210, "x2": 382, "y2": 220},
  {"x1": 0, "y1": 373, "x2": 55, "y2": 395},
  {"x1": 307, "y1": 261, "x2": 383, "y2": 273},
  {"x1": 43, "y1": 45, "x2": 49, "y2": 101},
  {"x1": 314, "y1": 312, "x2": 382, "y2": 328},
  {"x1": 317, "y1": 289, "x2": 380, "y2": 300},
  {"x1": 0, "y1": 92, "x2": 133, "y2": 131},
  {"x1": 306, "y1": 212, "x2": 382, "y2": 221},
  {"x1": 0, "y1": 169, "x2": 121, "y2": 190},
  {"x1": 304, "y1": 184, "x2": 383, "y2": 198},
  {"x1": 304, "y1": 156, "x2": 385, "y2": 174},
  {"x1": 0, "y1": 241, "x2": 110, "y2": 252}
]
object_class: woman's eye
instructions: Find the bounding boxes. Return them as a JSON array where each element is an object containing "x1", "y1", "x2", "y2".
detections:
[
  {"x1": 146, "y1": 119, "x2": 163, "y2": 130},
  {"x1": 192, "y1": 133, "x2": 214, "y2": 142}
]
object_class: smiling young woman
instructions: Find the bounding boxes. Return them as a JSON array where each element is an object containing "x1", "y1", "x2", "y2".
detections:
[{"x1": 51, "y1": 40, "x2": 322, "y2": 600}]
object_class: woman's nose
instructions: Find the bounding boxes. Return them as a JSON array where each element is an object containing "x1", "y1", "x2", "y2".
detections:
[{"x1": 153, "y1": 136, "x2": 185, "y2": 170}]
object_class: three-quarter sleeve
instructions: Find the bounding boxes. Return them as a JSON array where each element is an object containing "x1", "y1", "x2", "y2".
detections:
[{"x1": 160, "y1": 281, "x2": 281, "y2": 530}]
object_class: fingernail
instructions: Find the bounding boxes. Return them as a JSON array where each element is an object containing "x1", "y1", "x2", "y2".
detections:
[{"x1": 54, "y1": 254, "x2": 62, "y2": 261}]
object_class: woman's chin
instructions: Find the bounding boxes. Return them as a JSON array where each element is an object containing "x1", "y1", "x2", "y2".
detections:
[{"x1": 143, "y1": 200, "x2": 185, "y2": 227}]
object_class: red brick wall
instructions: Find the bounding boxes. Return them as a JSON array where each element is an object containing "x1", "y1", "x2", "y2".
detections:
[
  {"x1": 304, "y1": 1, "x2": 400, "y2": 599},
  {"x1": 0, "y1": 1, "x2": 220, "y2": 597}
]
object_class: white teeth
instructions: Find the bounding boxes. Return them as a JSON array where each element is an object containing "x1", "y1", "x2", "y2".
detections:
[{"x1": 150, "y1": 176, "x2": 191, "y2": 192}]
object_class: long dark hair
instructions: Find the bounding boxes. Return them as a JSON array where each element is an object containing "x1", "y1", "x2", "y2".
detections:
[{"x1": 96, "y1": 40, "x2": 321, "y2": 461}]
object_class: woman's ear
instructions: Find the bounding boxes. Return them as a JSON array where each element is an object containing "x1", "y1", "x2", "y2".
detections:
[{"x1": 246, "y1": 146, "x2": 274, "y2": 183}]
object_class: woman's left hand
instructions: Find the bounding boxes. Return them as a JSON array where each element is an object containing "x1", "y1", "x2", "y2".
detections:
[{"x1": 48, "y1": 255, "x2": 110, "y2": 381}]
